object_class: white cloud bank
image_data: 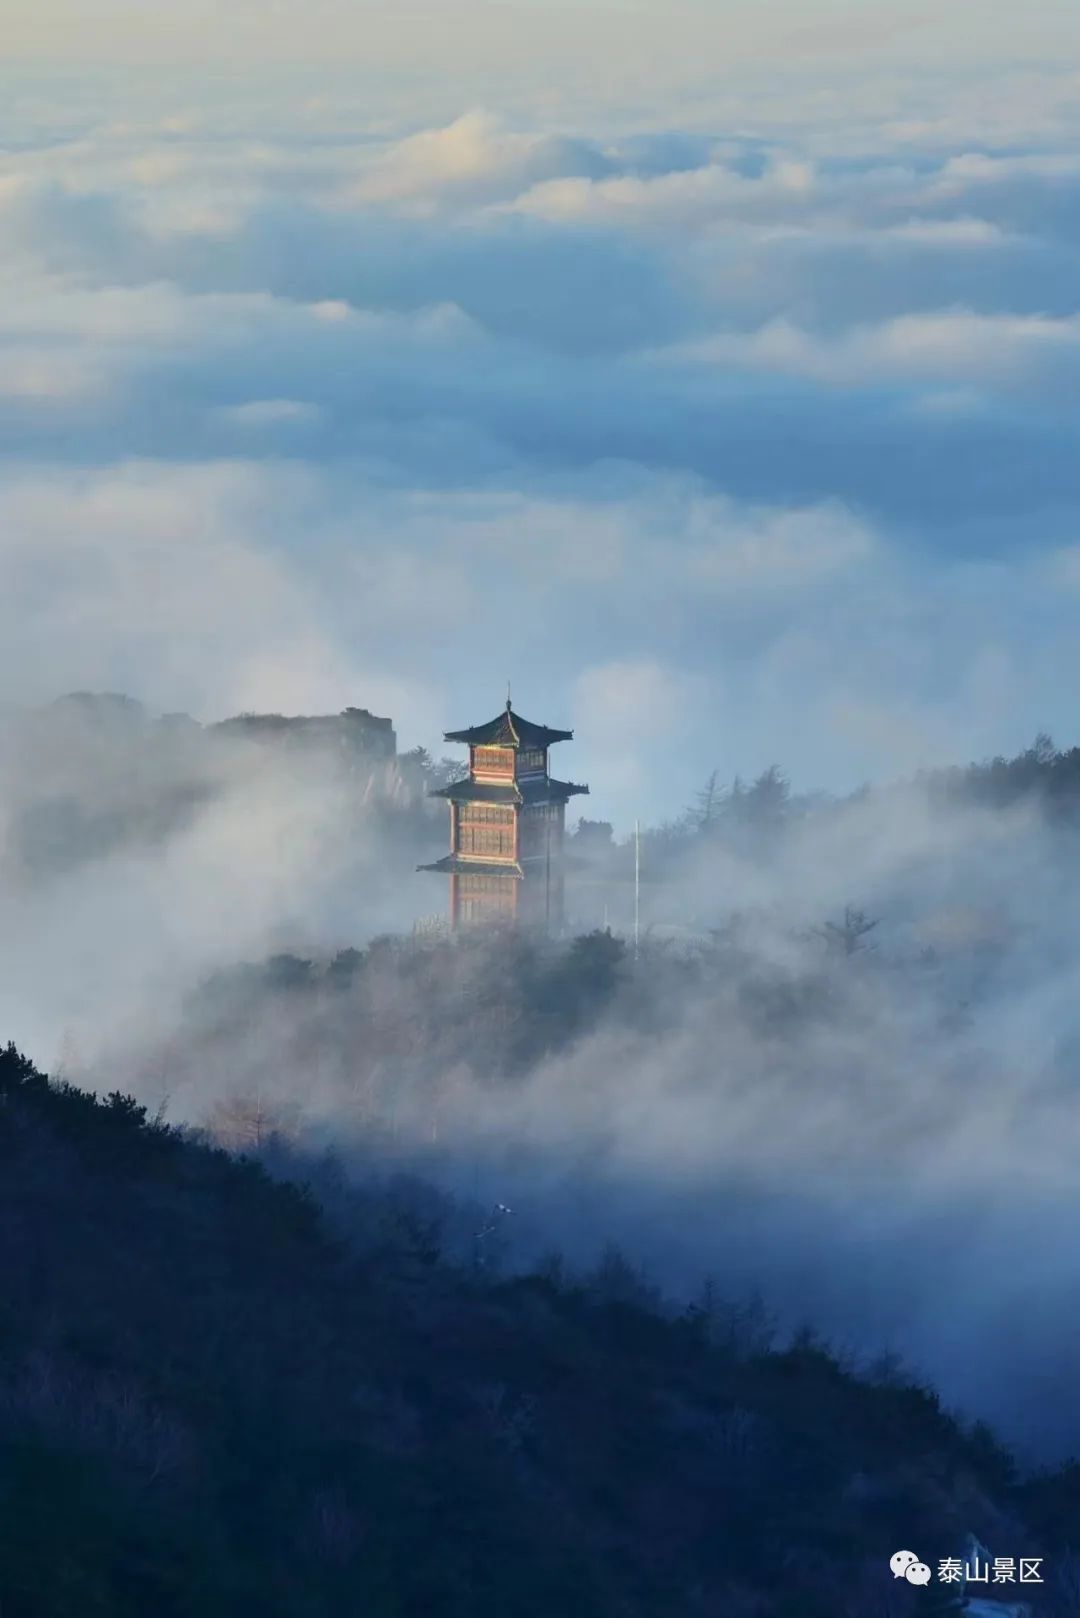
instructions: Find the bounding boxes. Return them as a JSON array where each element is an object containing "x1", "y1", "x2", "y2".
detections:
[{"x1": 3, "y1": 38, "x2": 1080, "y2": 856}]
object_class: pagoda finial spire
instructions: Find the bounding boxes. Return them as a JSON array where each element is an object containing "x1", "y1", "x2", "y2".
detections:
[{"x1": 506, "y1": 679, "x2": 512, "y2": 711}]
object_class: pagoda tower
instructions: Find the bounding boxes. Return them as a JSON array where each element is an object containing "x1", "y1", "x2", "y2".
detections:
[{"x1": 419, "y1": 700, "x2": 588, "y2": 929}]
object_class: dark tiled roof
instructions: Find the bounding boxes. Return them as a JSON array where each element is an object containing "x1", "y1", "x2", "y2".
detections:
[
  {"x1": 522, "y1": 776, "x2": 589, "y2": 804},
  {"x1": 417, "y1": 856, "x2": 523, "y2": 878},
  {"x1": 444, "y1": 703, "x2": 573, "y2": 749},
  {"x1": 432, "y1": 779, "x2": 518, "y2": 805},
  {"x1": 431, "y1": 776, "x2": 590, "y2": 805}
]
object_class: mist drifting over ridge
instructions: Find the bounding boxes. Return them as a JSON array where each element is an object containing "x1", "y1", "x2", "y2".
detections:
[{"x1": 8, "y1": 688, "x2": 1080, "y2": 1462}]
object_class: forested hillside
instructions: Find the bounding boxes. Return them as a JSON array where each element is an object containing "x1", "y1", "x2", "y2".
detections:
[
  {"x1": 2, "y1": 1042, "x2": 1078, "y2": 1617},
  {"x1": 9, "y1": 721, "x2": 1080, "y2": 1613}
]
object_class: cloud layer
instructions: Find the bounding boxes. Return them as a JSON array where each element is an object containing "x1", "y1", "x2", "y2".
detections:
[{"x1": 5, "y1": 45, "x2": 1080, "y2": 831}]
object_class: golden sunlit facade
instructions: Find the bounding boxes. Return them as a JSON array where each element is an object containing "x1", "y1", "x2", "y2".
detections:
[{"x1": 419, "y1": 701, "x2": 588, "y2": 929}]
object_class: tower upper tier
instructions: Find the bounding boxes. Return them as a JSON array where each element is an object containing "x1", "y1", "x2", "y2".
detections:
[{"x1": 443, "y1": 702, "x2": 573, "y2": 751}]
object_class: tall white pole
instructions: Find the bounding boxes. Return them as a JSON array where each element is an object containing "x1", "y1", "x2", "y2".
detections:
[
  {"x1": 545, "y1": 809, "x2": 551, "y2": 935},
  {"x1": 634, "y1": 818, "x2": 640, "y2": 957}
]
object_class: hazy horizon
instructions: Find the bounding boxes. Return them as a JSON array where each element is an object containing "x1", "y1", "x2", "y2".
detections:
[{"x1": 4, "y1": 2, "x2": 1080, "y2": 830}]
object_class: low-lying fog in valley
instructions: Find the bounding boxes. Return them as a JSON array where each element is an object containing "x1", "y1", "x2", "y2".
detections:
[{"x1": 5, "y1": 693, "x2": 1080, "y2": 1460}]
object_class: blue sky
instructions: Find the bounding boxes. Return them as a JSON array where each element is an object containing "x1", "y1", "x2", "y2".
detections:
[{"x1": 4, "y1": 3, "x2": 1080, "y2": 825}]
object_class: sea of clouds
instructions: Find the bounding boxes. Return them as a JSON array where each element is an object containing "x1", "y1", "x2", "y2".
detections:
[{"x1": 5, "y1": 10, "x2": 1080, "y2": 822}]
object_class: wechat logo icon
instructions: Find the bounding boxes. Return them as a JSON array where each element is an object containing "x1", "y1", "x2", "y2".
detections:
[{"x1": 891, "y1": 1550, "x2": 932, "y2": 1586}]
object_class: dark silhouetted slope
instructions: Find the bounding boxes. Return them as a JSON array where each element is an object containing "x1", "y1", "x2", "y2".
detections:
[{"x1": 1, "y1": 1043, "x2": 1075, "y2": 1615}]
